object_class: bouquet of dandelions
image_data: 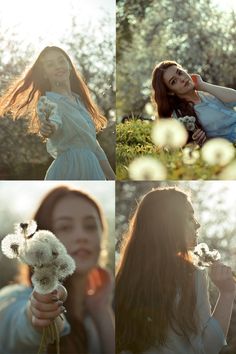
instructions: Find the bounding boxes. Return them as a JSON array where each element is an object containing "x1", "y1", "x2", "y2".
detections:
[
  {"x1": 193, "y1": 242, "x2": 236, "y2": 281},
  {"x1": 178, "y1": 116, "x2": 196, "y2": 133},
  {"x1": 37, "y1": 96, "x2": 59, "y2": 131},
  {"x1": 1, "y1": 220, "x2": 76, "y2": 354}
]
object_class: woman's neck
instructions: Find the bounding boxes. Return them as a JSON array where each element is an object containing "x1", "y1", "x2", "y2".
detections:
[
  {"x1": 51, "y1": 81, "x2": 74, "y2": 99},
  {"x1": 178, "y1": 89, "x2": 201, "y2": 104},
  {"x1": 66, "y1": 272, "x2": 88, "y2": 320}
]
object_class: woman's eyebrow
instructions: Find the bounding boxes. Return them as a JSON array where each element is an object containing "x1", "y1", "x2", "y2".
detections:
[{"x1": 54, "y1": 215, "x2": 97, "y2": 222}]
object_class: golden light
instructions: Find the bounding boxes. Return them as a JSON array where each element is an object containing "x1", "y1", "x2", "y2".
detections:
[{"x1": 0, "y1": 0, "x2": 115, "y2": 51}]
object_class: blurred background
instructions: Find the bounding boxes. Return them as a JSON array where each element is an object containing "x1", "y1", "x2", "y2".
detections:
[
  {"x1": 0, "y1": 0, "x2": 115, "y2": 179},
  {"x1": 116, "y1": 180, "x2": 236, "y2": 352},
  {"x1": 0, "y1": 181, "x2": 115, "y2": 287},
  {"x1": 117, "y1": 0, "x2": 236, "y2": 121}
]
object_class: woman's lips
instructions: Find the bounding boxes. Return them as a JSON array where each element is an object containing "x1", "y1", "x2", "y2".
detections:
[{"x1": 70, "y1": 249, "x2": 92, "y2": 259}]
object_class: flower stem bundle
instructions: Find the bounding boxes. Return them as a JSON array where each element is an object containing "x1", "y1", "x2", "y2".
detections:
[{"x1": 1, "y1": 221, "x2": 76, "y2": 354}]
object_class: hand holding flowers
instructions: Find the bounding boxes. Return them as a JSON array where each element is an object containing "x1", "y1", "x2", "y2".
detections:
[
  {"x1": 1, "y1": 221, "x2": 75, "y2": 354},
  {"x1": 37, "y1": 96, "x2": 59, "y2": 138},
  {"x1": 193, "y1": 243, "x2": 236, "y2": 295}
]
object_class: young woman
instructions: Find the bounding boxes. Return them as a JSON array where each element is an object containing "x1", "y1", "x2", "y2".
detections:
[
  {"x1": 152, "y1": 60, "x2": 236, "y2": 145},
  {"x1": 0, "y1": 186, "x2": 115, "y2": 354},
  {"x1": 116, "y1": 187, "x2": 235, "y2": 354},
  {"x1": 0, "y1": 46, "x2": 115, "y2": 180}
]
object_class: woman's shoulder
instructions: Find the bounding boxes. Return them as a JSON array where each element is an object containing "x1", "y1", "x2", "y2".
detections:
[{"x1": 0, "y1": 284, "x2": 31, "y2": 300}]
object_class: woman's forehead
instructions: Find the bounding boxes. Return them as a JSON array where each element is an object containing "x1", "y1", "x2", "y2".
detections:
[{"x1": 41, "y1": 50, "x2": 66, "y2": 62}]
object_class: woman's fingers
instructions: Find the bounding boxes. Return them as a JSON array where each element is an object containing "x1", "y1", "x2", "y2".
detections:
[
  {"x1": 209, "y1": 262, "x2": 236, "y2": 293},
  {"x1": 29, "y1": 286, "x2": 67, "y2": 328},
  {"x1": 192, "y1": 129, "x2": 206, "y2": 145},
  {"x1": 31, "y1": 303, "x2": 65, "y2": 320},
  {"x1": 40, "y1": 120, "x2": 55, "y2": 137}
]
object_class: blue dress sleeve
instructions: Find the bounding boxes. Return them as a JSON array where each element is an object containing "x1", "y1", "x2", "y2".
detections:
[
  {"x1": 223, "y1": 101, "x2": 236, "y2": 108},
  {"x1": 0, "y1": 285, "x2": 70, "y2": 354},
  {"x1": 95, "y1": 140, "x2": 108, "y2": 161}
]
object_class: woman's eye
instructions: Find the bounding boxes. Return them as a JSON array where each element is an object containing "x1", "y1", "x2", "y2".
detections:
[
  {"x1": 84, "y1": 223, "x2": 97, "y2": 231},
  {"x1": 171, "y1": 79, "x2": 176, "y2": 85},
  {"x1": 55, "y1": 225, "x2": 72, "y2": 232}
]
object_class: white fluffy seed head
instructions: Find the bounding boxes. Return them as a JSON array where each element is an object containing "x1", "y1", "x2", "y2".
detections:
[
  {"x1": 14, "y1": 220, "x2": 37, "y2": 239},
  {"x1": 18, "y1": 238, "x2": 52, "y2": 266},
  {"x1": 201, "y1": 138, "x2": 235, "y2": 166},
  {"x1": 1, "y1": 234, "x2": 24, "y2": 259},
  {"x1": 128, "y1": 156, "x2": 167, "y2": 180},
  {"x1": 32, "y1": 230, "x2": 67, "y2": 258},
  {"x1": 32, "y1": 267, "x2": 58, "y2": 294},
  {"x1": 53, "y1": 254, "x2": 76, "y2": 280},
  {"x1": 151, "y1": 119, "x2": 188, "y2": 149}
]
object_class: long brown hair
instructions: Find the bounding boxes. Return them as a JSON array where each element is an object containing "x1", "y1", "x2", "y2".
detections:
[
  {"x1": 151, "y1": 60, "x2": 203, "y2": 129},
  {"x1": 33, "y1": 185, "x2": 107, "y2": 354},
  {"x1": 0, "y1": 46, "x2": 107, "y2": 133},
  {"x1": 116, "y1": 187, "x2": 199, "y2": 353}
]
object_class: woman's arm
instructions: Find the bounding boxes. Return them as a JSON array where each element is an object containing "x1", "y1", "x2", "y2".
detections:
[
  {"x1": 192, "y1": 74, "x2": 236, "y2": 103},
  {"x1": 95, "y1": 140, "x2": 116, "y2": 180},
  {"x1": 209, "y1": 262, "x2": 236, "y2": 337},
  {"x1": 99, "y1": 159, "x2": 116, "y2": 180}
]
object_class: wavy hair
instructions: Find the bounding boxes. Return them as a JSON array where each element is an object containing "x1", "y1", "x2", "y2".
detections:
[
  {"x1": 0, "y1": 46, "x2": 107, "y2": 133},
  {"x1": 151, "y1": 60, "x2": 203, "y2": 129},
  {"x1": 116, "y1": 187, "x2": 199, "y2": 353}
]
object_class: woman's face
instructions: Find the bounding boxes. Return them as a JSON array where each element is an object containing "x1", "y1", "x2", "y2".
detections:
[
  {"x1": 41, "y1": 50, "x2": 71, "y2": 87},
  {"x1": 184, "y1": 204, "x2": 200, "y2": 250},
  {"x1": 163, "y1": 65, "x2": 195, "y2": 97},
  {"x1": 51, "y1": 195, "x2": 102, "y2": 275}
]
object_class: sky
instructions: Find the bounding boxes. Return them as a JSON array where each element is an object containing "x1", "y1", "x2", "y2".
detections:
[
  {"x1": 213, "y1": 0, "x2": 236, "y2": 11},
  {"x1": 0, "y1": 0, "x2": 115, "y2": 51},
  {"x1": 0, "y1": 181, "x2": 115, "y2": 237}
]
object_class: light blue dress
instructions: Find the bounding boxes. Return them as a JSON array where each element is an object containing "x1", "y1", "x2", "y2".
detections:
[
  {"x1": 38, "y1": 92, "x2": 108, "y2": 180},
  {"x1": 121, "y1": 269, "x2": 226, "y2": 354},
  {"x1": 0, "y1": 284, "x2": 70, "y2": 354},
  {"x1": 193, "y1": 92, "x2": 236, "y2": 142}
]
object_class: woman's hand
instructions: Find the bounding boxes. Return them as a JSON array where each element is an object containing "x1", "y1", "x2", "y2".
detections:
[
  {"x1": 191, "y1": 74, "x2": 206, "y2": 91},
  {"x1": 28, "y1": 284, "x2": 67, "y2": 328},
  {"x1": 85, "y1": 267, "x2": 113, "y2": 319},
  {"x1": 39, "y1": 119, "x2": 56, "y2": 138},
  {"x1": 192, "y1": 128, "x2": 207, "y2": 146},
  {"x1": 209, "y1": 262, "x2": 236, "y2": 295}
]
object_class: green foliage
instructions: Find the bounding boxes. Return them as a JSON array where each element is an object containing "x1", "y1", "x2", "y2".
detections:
[
  {"x1": 117, "y1": 0, "x2": 236, "y2": 117},
  {"x1": 116, "y1": 120, "x2": 233, "y2": 180}
]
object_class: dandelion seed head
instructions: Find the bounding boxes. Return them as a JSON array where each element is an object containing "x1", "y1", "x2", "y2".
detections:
[
  {"x1": 128, "y1": 157, "x2": 167, "y2": 180},
  {"x1": 1, "y1": 234, "x2": 24, "y2": 259},
  {"x1": 151, "y1": 119, "x2": 188, "y2": 149},
  {"x1": 33, "y1": 230, "x2": 67, "y2": 256},
  {"x1": 219, "y1": 161, "x2": 236, "y2": 179},
  {"x1": 193, "y1": 242, "x2": 221, "y2": 269},
  {"x1": 201, "y1": 138, "x2": 235, "y2": 166},
  {"x1": 178, "y1": 116, "x2": 196, "y2": 132},
  {"x1": 15, "y1": 220, "x2": 37, "y2": 239},
  {"x1": 182, "y1": 147, "x2": 200, "y2": 165},
  {"x1": 54, "y1": 254, "x2": 76, "y2": 280},
  {"x1": 18, "y1": 239, "x2": 52, "y2": 266},
  {"x1": 32, "y1": 268, "x2": 58, "y2": 294}
]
